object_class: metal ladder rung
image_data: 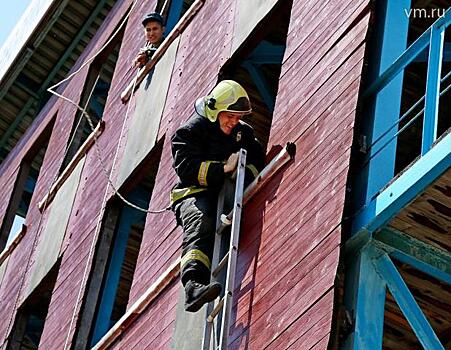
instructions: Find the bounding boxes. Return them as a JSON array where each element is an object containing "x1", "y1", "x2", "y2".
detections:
[
  {"x1": 207, "y1": 297, "x2": 225, "y2": 323},
  {"x1": 212, "y1": 252, "x2": 230, "y2": 277}
]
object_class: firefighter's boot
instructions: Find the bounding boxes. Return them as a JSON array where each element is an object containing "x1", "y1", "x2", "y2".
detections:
[{"x1": 184, "y1": 280, "x2": 221, "y2": 312}]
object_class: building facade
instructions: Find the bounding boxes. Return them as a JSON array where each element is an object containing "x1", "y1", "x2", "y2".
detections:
[{"x1": 0, "y1": 0, "x2": 449, "y2": 349}]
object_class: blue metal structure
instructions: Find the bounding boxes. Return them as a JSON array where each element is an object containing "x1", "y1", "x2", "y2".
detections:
[
  {"x1": 352, "y1": 7, "x2": 451, "y2": 235},
  {"x1": 344, "y1": 5, "x2": 451, "y2": 350},
  {"x1": 165, "y1": 0, "x2": 185, "y2": 35},
  {"x1": 241, "y1": 41, "x2": 285, "y2": 112}
]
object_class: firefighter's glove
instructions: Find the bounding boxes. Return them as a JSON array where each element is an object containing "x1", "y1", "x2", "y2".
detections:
[{"x1": 224, "y1": 152, "x2": 239, "y2": 173}]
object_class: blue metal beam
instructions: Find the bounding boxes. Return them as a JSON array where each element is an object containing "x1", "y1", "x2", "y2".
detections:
[
  {"x1": 355, "y1": 0, "x2": 411, "y2": 210},
  {"x1": 352, "y1": 131, "x2": 451, "y2": 235},
  {"x1": 165, "y1": 0, "x2": 184, "y2": 35},
  {"x1": 414, "y1": 42, "x2": 451, "y2": 62},
  {"x1": 343, "y1": 245, "x2": 386, "y2": 350},
  {"x1": 374, "y1": 228, "x2": 451, "y2": 284},
  {"x1": 422, "y1": 26, "x2": 445, "y2": 154},
  {"x1": 372, "y1": 249, "x2": 444, "y2": 350}
]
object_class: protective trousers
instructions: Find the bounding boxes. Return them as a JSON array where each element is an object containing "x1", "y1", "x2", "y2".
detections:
[
  {"x1": 174, "y1": 180, "x2": 236, "y2": 287},
  {"x1": 175, "y1": 192, "x2": 218, "y2": 286}
]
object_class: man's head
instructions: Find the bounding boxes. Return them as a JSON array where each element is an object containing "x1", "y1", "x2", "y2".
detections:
[
  {"x1": 142, "y1": 13, "x2": 165, "y2": 45},
  {"x1": 195, "y1": 80, "x2": 251, "y2": 134}
]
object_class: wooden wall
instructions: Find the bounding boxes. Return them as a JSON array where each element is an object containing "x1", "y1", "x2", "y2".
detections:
[{"x1": 0, "y1": 0, "x2": 372, "y2": 349}]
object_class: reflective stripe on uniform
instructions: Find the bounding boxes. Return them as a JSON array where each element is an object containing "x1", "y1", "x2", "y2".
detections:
[
  {"x1": 198, "y1": 161, "x2": 211, "y2": 186},
  {"x1": 181, "y1": 249, "x2": 211, "y2": 270},
  {"x1": 246, "y1": 164, "x2": 259, "y2": 178},
  {"x1": 170, "y1": 186, "x2": 207, "y2": 205}
]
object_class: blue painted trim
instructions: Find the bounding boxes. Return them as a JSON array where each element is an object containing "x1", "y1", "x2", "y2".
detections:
[
  {"x1": 242, "y1": 62, "x2": 275, "y2": 112},
  {"x1": 422, "y1": 26, "x2": 445, "y2": 154},
  {"x1": 91, "y1": 189, "x2": 149, "y2": 345},
  {"x1": 352, "y1": 131, "x2": 451, "y2": 234},
  {"x1": 372, "y1": 250, "x2": 444, "y2": 350},
  {"x1": 342, "y1": 245, "x2": 386, "y2": 350},
  {"x1": 165, "y1": 0, "x2": 184, "y2": 35}
]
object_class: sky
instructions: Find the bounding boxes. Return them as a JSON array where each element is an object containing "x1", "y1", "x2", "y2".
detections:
[{"x1": 0, "y1": 0, "x2": 33, "y2": 48}]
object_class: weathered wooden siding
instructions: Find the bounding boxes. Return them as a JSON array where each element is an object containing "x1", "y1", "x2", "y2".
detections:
[
  {"x1": 0, "y1": 0, "x2": 372, "y2": 349},
  {"x1": 233, "y1": 0, "x2": 371, "y2": 347}
]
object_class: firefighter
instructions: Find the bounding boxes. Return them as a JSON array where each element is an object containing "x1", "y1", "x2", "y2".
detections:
[
  {"x1": 133, "y1": 12, "x2": 165, "y2": 68},
  {"x1": 171, "y1": 80, "x2": 265, "y2": 312}
]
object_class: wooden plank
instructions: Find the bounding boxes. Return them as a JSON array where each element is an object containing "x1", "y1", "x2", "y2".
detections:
[
  {"x1": 237, "y1": 143, "x2": 352, "y2": 263},
  {"x1": 286, "y1": 308, "x2": 333, "y2": 350},
  {"x1": 231, "y1": 0, "x2": 278, "y2": 53},
  {"x1": 170, "y1": 285, "x2": 206, "y2": 350},
  {"x1": 0, "y1": 165, "x2": 20, "y2": 235},
  {"x1": 26, "y1": 157, "x2": 85, "y2": 297},
  {"x1": 232, "y1": 230, "x2": 340, "y2": 333},
  {"x1": 229, "y1": 246, "x2": 340, "y2": 348},
  {"x1": 111, "y1": 281, "x2": 179, "y2": 349},
  {"x1": 272, "y1": 44, "x2": 366, "y2": 145},
  {"x1": 282, "y1": 0, "x2": 369, "y2": 77},
  {"x1": 116, "y1": 36, "x2": 180, "y2": 187},
  {"x1": 0, "y1": 256, "x2": 9, "y2": 287},
  {"x1": 265, "y1": 289, "x2": 334, "y2": 349}
]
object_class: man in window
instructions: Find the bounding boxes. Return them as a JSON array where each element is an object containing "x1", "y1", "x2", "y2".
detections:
[
  {"x1": 171, "y1": 80, "x2": 265, "y2": 312},
  {"x1": 133, "y1": 12, "x2": 165, "y2": 68}
]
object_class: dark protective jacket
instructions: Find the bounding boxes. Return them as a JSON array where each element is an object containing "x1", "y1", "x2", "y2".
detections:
[{"x1": 170, "y1": 113, "x2": 265, "y2": 205}]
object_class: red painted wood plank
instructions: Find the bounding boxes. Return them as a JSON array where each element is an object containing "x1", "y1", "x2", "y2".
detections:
[
  {"x1": 265, "y1": 289, "x2": 334, "y2": 349},
  {"x1": 272, "y1": 45, "x2": 366, "y2": 146},
  {"x1": 287, "y1": 306, "x2": 333, "y2": 350},
  {"x1": 232, "y1": 229, "x2": 340, "y2": 333},
  {"x1": 282, "y1": 0, "x2": 369, "y2": 76},
  {"x1": 229, "y1": 245, "x2": 340, "y2": 349}
]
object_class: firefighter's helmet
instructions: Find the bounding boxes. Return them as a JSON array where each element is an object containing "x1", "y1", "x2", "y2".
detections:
[{"x1": 195, "y1": 80, "x2": 252, "y2": 122}]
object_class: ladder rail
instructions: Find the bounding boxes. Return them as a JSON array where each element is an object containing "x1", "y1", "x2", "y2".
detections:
[
  {"x1": 219, "y1": 149, "x2": 246, "y2": 349},
  {"x1": 202, "y1": 185, "x2": 227, "y2": 349},
  {"x1": 202, "y1": 149, "x2": 247, "y2": 350}
]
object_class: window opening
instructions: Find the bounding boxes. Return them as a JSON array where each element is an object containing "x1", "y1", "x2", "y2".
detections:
[
  {"x1": 155, "y1": 0, "x2": 196, "y2": 34},
  {"x1": 6, "y1": 262, "x2": 60, "y2": 350},
  {"x1": 0, "y1": 117, "x2": 55, "y2": 251},
  {"x1": 60, "y1": 27, "x2": 124, "y2": 172},
  {"x1": 219, "y1": 0, "x2": 292, "y2": 150},
  {"x1": 71, "y1": 141, "x2": 164, "y2": 349}
]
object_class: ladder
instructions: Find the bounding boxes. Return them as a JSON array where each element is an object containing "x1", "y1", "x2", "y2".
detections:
[{"x1": 202, "y1": 148, "x2": 247, "y2": 350}]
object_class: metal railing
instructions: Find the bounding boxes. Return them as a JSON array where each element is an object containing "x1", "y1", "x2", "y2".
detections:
[{"x1": 362, "y1": 8, "x2": 450, "y2": 163}]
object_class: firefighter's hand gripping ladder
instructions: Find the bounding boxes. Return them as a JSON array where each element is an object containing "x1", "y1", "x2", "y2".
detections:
[{"x1": 202, "y1": 148, "x2": 247, "y2": 350}]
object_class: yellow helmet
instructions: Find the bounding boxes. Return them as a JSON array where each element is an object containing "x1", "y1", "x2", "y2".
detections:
[{"x1": 195, "y1": 80, "x2": 252, "y2": 122}]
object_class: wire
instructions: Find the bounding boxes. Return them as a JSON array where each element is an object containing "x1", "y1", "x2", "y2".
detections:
[
  {"x1": 365, "y1": 69, "x2": 451, "y2": 154},
  {"x1": 0, "y1": 68, "x2": 105, "y2": 350}
]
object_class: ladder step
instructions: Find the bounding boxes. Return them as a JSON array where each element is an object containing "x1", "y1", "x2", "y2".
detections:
[
  {"x1": 212, "y1": 252, "x2": 229, "y2": 277},
  {"x1": 207, "y1": 297, "x2": 225, "y2": 323}
]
